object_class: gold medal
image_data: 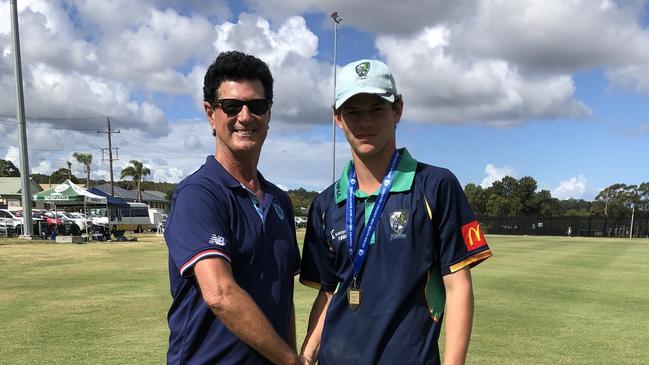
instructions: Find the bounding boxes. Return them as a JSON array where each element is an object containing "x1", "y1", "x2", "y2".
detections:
[{"x1": 347, "y1": 278, "x2": 362, "y2": 311}]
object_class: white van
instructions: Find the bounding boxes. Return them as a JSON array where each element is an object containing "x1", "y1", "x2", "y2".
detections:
[
  {"x1": 90, "y1": 202, "x2": 151, "y2": 234},
  {"x1": 148, "y1": 208, "x2": 165, "y2": 231}
]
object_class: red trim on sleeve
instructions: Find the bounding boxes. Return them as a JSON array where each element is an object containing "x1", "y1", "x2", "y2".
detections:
[{"x1": 179, "y1": 249, "x2": 231, "y2": 276}]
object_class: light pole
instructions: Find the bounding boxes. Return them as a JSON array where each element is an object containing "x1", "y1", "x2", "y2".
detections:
[
  {"x1": 331, "y1": 11, "x2": 342, "y2": 183},
  {"x1": 10, "y1": 0, "x2": 33, "y2": 237}
]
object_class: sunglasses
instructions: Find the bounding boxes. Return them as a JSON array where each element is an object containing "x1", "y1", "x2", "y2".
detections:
[{"x1": 214, "y1": 99, "x2": 272, "y2": 116}]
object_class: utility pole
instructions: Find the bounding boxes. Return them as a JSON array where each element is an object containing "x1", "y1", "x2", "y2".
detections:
[
  {"x1": 629, "y1": 204, "x2": 635, "y2": 239},
  {"x1": 97, "y1": 116, "x2": 119, "y2": 196},
  {"x1": 11, "y1": 0, "x2": 33, "y2": 237}
]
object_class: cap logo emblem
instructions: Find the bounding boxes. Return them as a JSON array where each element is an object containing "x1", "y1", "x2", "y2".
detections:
[{"x1": 355, "y1": 62, "x2": 370, "y2": 77}]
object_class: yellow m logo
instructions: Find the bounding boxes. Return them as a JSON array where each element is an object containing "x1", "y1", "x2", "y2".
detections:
[{"x1": 467, "y1": 225, "x2": 482, "y2": 247}]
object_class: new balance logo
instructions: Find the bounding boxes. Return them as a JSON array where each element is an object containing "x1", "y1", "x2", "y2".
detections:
[{"x1": 208, "y1": 234, "x2": 225, "y2": 246}]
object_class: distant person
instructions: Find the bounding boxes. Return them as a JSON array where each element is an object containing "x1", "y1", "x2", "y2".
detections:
[
  {"x1": 299, "y1": 59, "x2": 493, "y2": 365},
  {"x1": 567, "y1": 226, "x2": 573, "y2": 237},
  {"x1": 164, "y1": 51, "x2": 303, "y2": 365}
]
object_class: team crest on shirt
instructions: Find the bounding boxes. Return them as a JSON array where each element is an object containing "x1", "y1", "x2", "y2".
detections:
[
  {"x1": 389, "y1": 209, "x2": 409, "y2": 241},
  {"x1": 272, "y1": 202, "x2": 284, "y2": 221}
]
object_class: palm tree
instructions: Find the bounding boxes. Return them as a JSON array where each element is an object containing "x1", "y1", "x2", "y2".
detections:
[
  {"x1": 120, "y1": 160, "x2": 151, "y2": 202},
  {"x1": 73, "y1": 152, "x2": 93, "y2": 187},
  {"x1": 66, "y1": 161, "x2": 72, "y2": 180}
]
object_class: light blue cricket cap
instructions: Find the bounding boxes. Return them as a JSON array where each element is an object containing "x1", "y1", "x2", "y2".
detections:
[{"x1": 335, "y1": 59, "x2": 398, "y2": 109}]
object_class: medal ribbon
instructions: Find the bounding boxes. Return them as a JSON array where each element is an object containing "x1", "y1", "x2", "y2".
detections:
[{"x1": 346, "y1": 150, "x2": 400, "y2": 281}]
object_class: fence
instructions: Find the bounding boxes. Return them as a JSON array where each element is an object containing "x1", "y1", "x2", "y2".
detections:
[{"x1": 477, "y1": 215, "x2": 649, "y2": 238}]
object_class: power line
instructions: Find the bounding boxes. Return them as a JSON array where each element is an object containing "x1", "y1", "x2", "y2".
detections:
[
  {"x1": 0, "y1": 114, "x2": 106, "y2": 121},
  {"x1": 0, "y1": 118, "x2": 105, "y2": 131}
]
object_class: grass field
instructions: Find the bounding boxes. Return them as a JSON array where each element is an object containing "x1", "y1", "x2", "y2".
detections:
[{"x1": 1, "y1": 233, "x2": 648, "y2": 364}]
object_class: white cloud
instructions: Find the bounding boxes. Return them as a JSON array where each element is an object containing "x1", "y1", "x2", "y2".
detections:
[
  {"x1": 607, "y1": 64, "x2": 649, "y2": 95},
  {"x1": 96, "y1": 7, "x2": 216, "y2": 94},
  {"x1": 4, "y1": 146, "x2": 19, "y2": 166},
  {"x1": 211, "y1": 14, "x2": 332, "y2": 125},
  {"x1": 552, "y1": 175, "x2": 587, "y2": 200},
  {"x1": 244, "y1": 0, "x2": 476, "y2": 35},
  {"x1": 0, "y1": 1, "x2": 171, "y2": 136},
  {"x1": 481, "y1": 164, "x2": 516, "y2": 188},
  {"x1": 458, "y1": 0, "x2": 649, "y2": 74},
  {"x1": 376, "y1": 26, "x2": 591, "y2": 125},
  {"x1": 31, "y1": 159, "x2": 53, "y2": 175}
]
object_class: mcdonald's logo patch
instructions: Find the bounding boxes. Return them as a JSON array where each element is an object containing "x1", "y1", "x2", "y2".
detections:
[{"x1": 461, "y1": 220, "x2": 487, "y2": 251}]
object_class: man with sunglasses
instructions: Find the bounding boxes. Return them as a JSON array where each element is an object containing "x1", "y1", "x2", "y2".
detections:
[
  {"x1": 299, "y1": 59, "x2": 492, "y2": 365},
  {"x1": 165, "y1": 51, "x2": 303, "y2": 365}
]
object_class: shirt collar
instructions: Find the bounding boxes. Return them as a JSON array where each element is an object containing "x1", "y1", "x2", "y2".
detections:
[
  {"x1": 334, "y1": 147, "x2": 417, "y2": 204},
  {"x1": 205, "y1": 155, "x2": 270, "y2": 191}
]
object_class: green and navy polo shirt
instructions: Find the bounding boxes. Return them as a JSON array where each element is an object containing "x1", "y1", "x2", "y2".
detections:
[{"x1": 300, "y1": 148, "x2": 492, "y2": 365}]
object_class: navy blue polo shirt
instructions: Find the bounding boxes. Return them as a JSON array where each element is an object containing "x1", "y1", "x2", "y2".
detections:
[
  {"x1": 300, "y1": 148, "x2": 492, "y2": 365},
  {"x1": 165, "y1": 156, "x2": 300, "y2": 365}
]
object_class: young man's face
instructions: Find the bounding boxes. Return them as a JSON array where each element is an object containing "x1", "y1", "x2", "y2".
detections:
[
  {"x1": 335, "y1": 93, "x2": 402, "y2": 159},
  {"x1": 204, "y1": 79, "x2": 270, "y2": 158}
]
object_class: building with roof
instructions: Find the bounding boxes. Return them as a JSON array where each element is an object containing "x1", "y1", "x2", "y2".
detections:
[
  {"x1": 0, "y1": 177, "x2": 44, "y2": 209},
  {"x1": 92, "y1": 183, "x2": 169, "y2": 212}
]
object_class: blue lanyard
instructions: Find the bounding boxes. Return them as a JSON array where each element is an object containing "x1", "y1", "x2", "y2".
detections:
[{"x1": 346, "y1": 150, "x2": 400, "y2": 280}]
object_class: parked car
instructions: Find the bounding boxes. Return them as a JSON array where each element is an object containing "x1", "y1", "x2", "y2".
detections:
[
  {"x1": 37, "y1": 210, "x2": 80, "y2": 235},
  {"x1": 0, "y1": 209, "x2": 22, "y2": 231},
  {"x1": 1, "y1": 209, "x2": 46, "y2": 236},
  {"x1": 59, "y1": 212, "x2": 92, "y2": 232},
  {"x1": 294, "y1": 216, "x2": 307, "y2": 228}
]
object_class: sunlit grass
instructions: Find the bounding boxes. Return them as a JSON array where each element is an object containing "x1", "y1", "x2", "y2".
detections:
[{"x1": 1, "y1": 233, "x2": 647, "y2": 364}]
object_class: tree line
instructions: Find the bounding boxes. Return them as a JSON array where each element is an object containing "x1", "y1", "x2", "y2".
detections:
[{"x1": 465, "y1": 176, "x2": 649, "y2": 218}]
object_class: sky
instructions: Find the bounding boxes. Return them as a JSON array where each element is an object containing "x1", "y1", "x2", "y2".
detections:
[{"x1": 1, "y1": 0, "x2": 648, "y2": 200}]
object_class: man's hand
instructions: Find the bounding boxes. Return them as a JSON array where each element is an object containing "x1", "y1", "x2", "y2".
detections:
[{"x1": 195, "y1": 257, "x2": 298, "y2": 365}]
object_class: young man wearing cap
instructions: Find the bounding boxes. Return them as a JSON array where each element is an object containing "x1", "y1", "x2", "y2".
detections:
[
  {"x1": 299, "y1": 59, "x2": 492, "y2": 365},
  {"x1": 165, "y1": 51, "x2": 303, "y2": 365}
]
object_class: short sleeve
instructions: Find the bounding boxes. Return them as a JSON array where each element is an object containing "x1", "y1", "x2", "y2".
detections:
[
  {"x1": 433, "y1": 171, "x2": 492, "y2": 275},
  {"x1": 165, "y1": 184, "x2": 234, "y2": 278},
  {"x1": 299, "y1": 196, "x2": 338, "y2": 292}
]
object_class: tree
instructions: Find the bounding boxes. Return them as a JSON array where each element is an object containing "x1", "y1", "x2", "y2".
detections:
[
  {"x1": 516, "y1": 176, "x2": 538, "y2": 215},
  {"x1": 66, "y1": 161, "x2": 72, "y2": 180},
  {"x1": 464, "y1": 183, "x2": 487, "y2": 215},
  {"x1": 73, "y1": 152, "x2": 93, "y2": 187},
  {"x1": 287, "y1": 188, "x2": 318, "y2": 216},
  {"x1": 120, "y1": 160, "x2": 151, "y2": 202},
  {"x1": 485, "y1": 176, "x2": 522, "y2": 216},
  {"x1": 638, "y1": 182, "x2": 649, "y2": 214},
  {"x1": 50, "y1": 168, "x2": 79, "y2": 184},
  {"x1": 593, "y1": 184, "x2": 637, "y2": 218},
  {"x1": 0, "y1": 159, "x2": 20, "y2": 177}
]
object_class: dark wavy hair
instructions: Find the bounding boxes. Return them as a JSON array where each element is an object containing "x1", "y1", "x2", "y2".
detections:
[{"x1": 203, "y1": 51, "x2": 274, "y2": 105}]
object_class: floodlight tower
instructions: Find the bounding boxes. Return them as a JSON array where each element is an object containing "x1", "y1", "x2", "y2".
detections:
[{"x1": 331, "y1": 11, "x2": 342, "y2": 183}]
